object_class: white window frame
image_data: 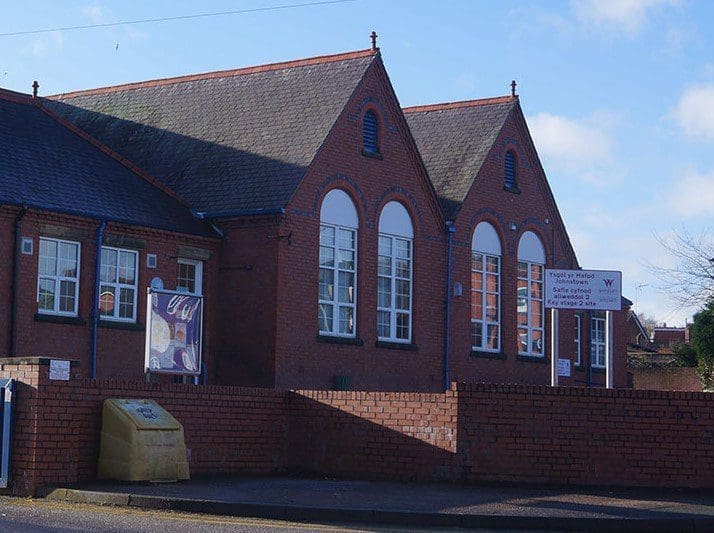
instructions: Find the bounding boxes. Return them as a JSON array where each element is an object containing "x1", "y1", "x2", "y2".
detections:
[
  {"x1": 517, "y1": 261, "x2": 545, "y2": 356},
  {"x1": 177, "y1": 258, "x2": 203, "y2": 296},
  {"x1": 318, "y1": 224, "x2": 357, "y2": 337},
  {"x1": 574, "y1": 314, "x2": 582, "y2": 365},
  {"x1": 377, "y1": 233, "x2": 413, "y2": 342},
  {"x1": 591, "y1": 313, "x2": 606, "y2": 368},
  {"x1": 37, "y1": 237, "x2": 81, "y2": 316},
  {"x1": 99, "y1": 246, "x2": 139, "y2": 322},
  {"x1": 471, "y1": 253, "x2": 500, "y2": 352}
]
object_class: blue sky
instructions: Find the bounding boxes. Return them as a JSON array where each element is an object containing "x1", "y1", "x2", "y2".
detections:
[{"x1": 2, "y1": 0, "x2": 712, "y2": 325}]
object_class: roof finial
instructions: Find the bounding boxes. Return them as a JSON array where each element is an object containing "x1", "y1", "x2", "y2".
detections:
[
  {"x1": 370, "y1": 31, "x2": 378, "y2": 51},
  {"x1": 510, "y1": 80, "x2": 517, "y2": 97},
  {"x1": 32, "y1": 80, "x2": 39, "y2": 98}
]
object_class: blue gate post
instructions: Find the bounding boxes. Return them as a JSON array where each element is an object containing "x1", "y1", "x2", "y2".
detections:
[{"x1": 0, "y1": 379, "x2": 14, "y2": 488}]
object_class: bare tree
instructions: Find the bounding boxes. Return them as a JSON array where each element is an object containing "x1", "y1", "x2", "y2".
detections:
[{"x1": 648, "y1": 229, "x2": 713, "y2": 308}]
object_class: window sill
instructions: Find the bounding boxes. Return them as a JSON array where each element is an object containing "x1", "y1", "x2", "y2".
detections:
[
  {"x1": 316, "y1": 335, "x2": 364, "y2": 346},
  {"x1": 470, "y1": 350, "x2": 506, "y2": 360},
  {"x1": 503, "y1": 185, "x2": 521, "y2": 194},
  {"x1": 376, "y1": 340, "x2": 418, "y2": 351},
  {"x1": 361, "y1": 149, "x2": 383, "y2": 160},
  {"x1": 591, "y1": 366, "x2": 606, "y2": 374},
  {"x1": 34, "y1": 313, "x2": 86, "y2": 326},
  {"x1": 99, "y1": 320, "x2": 144, "y2": 331},
  {"x1": 517, "y1": 354, "x2": 549, "y2": 364}
]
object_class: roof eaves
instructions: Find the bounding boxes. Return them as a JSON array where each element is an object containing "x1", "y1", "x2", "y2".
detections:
[
  {"x1": 403, "y1": 95, "x2": 517, "y2": 115},
  {"x1": 49, "y1": 48, "x2": 379, "y2": 99}
]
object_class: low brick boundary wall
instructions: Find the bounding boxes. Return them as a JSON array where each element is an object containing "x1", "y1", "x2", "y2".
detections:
[{"x1": 1, "y1": 359, "x2": 712, "y2": 495}]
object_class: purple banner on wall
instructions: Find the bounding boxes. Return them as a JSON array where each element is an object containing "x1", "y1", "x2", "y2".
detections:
[{"x1": 144, "y1": 289, "x2": 203, "y2": 375}]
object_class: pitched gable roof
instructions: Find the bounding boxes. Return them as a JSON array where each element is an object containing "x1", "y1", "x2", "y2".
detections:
[
  {"x1": 46, "y1": 50, "x2": 378, "y2": 216},
  {"x1": 403, "y1": 97, "x2": 517, "y2": 218},
  {"x1": 0, "y1": 89, "x2": 213, "y2": 236}
]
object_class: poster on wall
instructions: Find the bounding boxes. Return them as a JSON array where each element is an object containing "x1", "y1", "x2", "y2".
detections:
[{"x1": 144, "y1": 288, "x2": 203, "y2": 375}]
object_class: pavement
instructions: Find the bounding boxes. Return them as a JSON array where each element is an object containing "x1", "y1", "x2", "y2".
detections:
[{"x1": 40, "y1": 475, "x2": 714, "y2": 531}]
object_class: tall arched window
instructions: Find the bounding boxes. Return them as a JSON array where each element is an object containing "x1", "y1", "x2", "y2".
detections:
[
  {"x1": 517, "y1": 231, "x2": 545, "y2": 356},
  {"x1": 377, "y1": 201, "x2": 413, "y2": 342},
  {"x1": 363, "y1": 110, "x2": 379, "y2": 154},
  {"x1": 471, "y1": 222, "x2": 501, "y2": 352},
  {"x1": 505, "y1": 150, "x2": 517, "y2": 189},
  {"x1": 319, "y1": 189, "x2": 358, "y2": 337}
]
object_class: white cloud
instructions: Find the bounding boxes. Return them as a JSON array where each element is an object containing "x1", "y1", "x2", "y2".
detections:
[
  {"x1": 527, "y1": 112, "x2": 614, "y2": 176},
  {"x1": 83, "y1": 4, "x2": 106, "y2": 24},
  {"x1": 28, "y1": 31, "x2": 63, "y2": 58},
  {"x1": 671, "y1": 84, "x2": 714, "y2": 140},
  {"x1": 571, "y1": 0, "x2": 679, "y2": 34},
  {"x1": 668, "y1": 171, "x2": 714, "y2": 217}
]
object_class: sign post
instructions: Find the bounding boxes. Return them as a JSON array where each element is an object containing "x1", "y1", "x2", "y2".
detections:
[{"x1": 544, "y1": 269, "x2": 621, "y2": 388}]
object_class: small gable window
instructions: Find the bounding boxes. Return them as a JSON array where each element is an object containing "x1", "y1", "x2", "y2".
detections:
[
  {"x1": 504, "y1": 150, "x2": 517, "y2": 190},
  {"x1": 363, "y1": 110, "x2": 379, "y2": 155}
]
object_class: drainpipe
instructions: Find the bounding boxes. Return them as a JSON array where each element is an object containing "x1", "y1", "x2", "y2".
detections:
[
  {"x1": 10, "y1": 205, "x2": 28, "y2": 356},
  {"x1": 91, "y1": 220, "x2": 106, "y2": 378},
  {"x1": 444, "y1": 221, "x2": 456, "y2": 391}
]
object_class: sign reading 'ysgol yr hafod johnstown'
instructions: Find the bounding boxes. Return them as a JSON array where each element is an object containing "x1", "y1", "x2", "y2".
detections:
[{"x1": 544, "y1": 269, "x2": 622, "y2": 311}]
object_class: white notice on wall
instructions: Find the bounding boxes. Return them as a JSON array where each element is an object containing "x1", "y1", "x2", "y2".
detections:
[
  {"x1": 557, "y1": 358, "x2": 571, "y2": 377},
  {"x1": 49, "y1": 359, "x2": 70, "y2": 381}
]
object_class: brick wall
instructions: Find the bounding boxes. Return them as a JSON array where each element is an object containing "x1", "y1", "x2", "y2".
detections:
[
  {"x1": 3, "y1": 361, "x2": 710, "y2": 496},
  {"x1": 631, "y1": 366, "x2": 702, "y2": 392}
]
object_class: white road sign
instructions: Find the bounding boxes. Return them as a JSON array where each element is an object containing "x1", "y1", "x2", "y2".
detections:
[{"x1": 545, "y1": 269, "x2": 622, "y2": 311}]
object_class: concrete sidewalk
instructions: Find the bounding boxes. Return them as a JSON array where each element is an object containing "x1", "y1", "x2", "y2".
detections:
[{"x1": 41, "y1": 476, "x2": 714, "y2": 531}]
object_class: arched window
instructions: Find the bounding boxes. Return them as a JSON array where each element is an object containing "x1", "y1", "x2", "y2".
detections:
[
  {"x1": 471, "y1": 222, "x2": 501, "y2": 352},
  {"x1": 517, "y1": 231, "x2": 545, "y2": 356},
  {"x1": 319, "y1": 189, "x2": 358, "y2": 337},
  {"x1": 377, "y1": 201, "x2": 413, "y2": 342},
  {"x1": 505, "y1": 150, "x2": 517, "y2": 189},
  {"x1": 363, "y1": 110, "x2": 379, "y2": 154}
]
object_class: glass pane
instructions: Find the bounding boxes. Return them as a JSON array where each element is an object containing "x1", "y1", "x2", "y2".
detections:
[
  {"x1": 530, "y1": 281, "x2": 542, "y2": 299},
  {"x1": 118, "y1": 251, "x2": 136, "y2": 284},
  {"x1": 338, "y1": 306, "x2": 354, "y2": 335},
  {"x1": 319, "y1": 268, "x2": 334, "y2": 301},
  {"x1": 100, "y1": 248, "x2": 117, "y2": 283},
  {"x1": 471, "y1": 321, "x2": 483, "y2": 349},
  {"x1": 485, "y1": 273, "x2": 498, "y2": 292},
  {"x1": 320, "y1": 225, "x2": 334, "y2": 246},
  {"x1": 378, "y1": 254, "x2": 391, "y2": 276},
  {"x1": 338, "y1": 271, "x2": 354, "y2": 303},
  {"x1": 59, "y1": 280, "x2": 76, "y2": 313},
  {"x1": 396, "y1": 312, "x2": 410, "y2": 340},
  {"x1": 338, "y1": 249, "x2": 354, "y2": 270},
  {"x1": 177, "y1": 262, "x2": 196, "y2": 293},
  {"x1": 38, "y1": 278, "x2": 55, "y2": 311},
  {"x1": 99, "y1": 285, "x2": 116, "y2": 316},
  {"x1": 485, "y1": 294, "x2": 498, "y2": 321},
  {"x1": 532, "y1": 329, "x2": 543, "y2": 354},
  {"x1": 58, "y1": 242, "x2": 78, "y2": 278},
  {"x1": 471, "y1": 294, "x2": 483, "y2": 320},
  {"x1": 39, "y1": 239, "x2": 57, "y2": 276},
  {"x1": 518, "y1": 328, "x2": 528, "y2": 352},
  {"x1": 518, "y1": 261, "x2": 528, "y2": 278},
  {"x1": 119, "y1": 288, "x2": 134, "y2": 318},
  {"x1": 378, "y1": 235, "x2": 391, "y2": 256},
  {"x1": 395, "y1": 258, "x2": 410, "y2": 279},
  {"x1": 377, "y1": 276, "x2": 391, "y2": 308},
  {"x1": 395, "y1": 279, "x2": 410, "y2": 310},
  {"x1": 487, "y1": 324, "x2": 499, "y2": 350},
  {"x1": 318, "y1": 303, "x2": 333, "y2": 333},
  {"x1": 517, "y1": 298, "x2": 528, "y2": 319},
  {"x1": 338, "y1": 228, "x2": 355, "y2": 250},
  {"x1": 531, "y1": 264, "x2": 543, "y2": 280},
  {"x1": 319, "y1": 246, "x2": 334, "y2": 267},
  {"x1": 486, "y1": 255, "x2": 499, "y2": 273},
  {"x1": 531, "y1": 302, "x2": 542, "y2": 327},
  {"x1": 471, "y1": 253, "x2": 483, "y2": 272},
  {"x1": 396, "y1": 239, "x2": 410, "y2": 259},
  {"x1": 377, "y1": 310, "x2": 390, "y2": 337},
  {"x1": 471, "y1": 271, "x2": 483, "y2": 291}
]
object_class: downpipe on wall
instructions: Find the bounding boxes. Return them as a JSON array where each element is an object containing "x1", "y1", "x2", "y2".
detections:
[
  {"x1": 91, "y1": 220, "x2": 106, "y2": 378},
  {"x1": 444, "y1": 221, "x2": 456, "y2": 391},
  {"x1": 10, "y1": 205, "x2": 28, "y2": 356}
]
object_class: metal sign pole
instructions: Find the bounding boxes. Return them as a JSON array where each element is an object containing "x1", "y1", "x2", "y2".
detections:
[
  {"x1": 551, "y1": 308, "x2": 559, "y2": 386},
  {"x1": 605, "y1": 310, "x2": 613, "y2": 389}
]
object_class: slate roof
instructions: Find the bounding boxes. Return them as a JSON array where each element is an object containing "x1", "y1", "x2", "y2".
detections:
[
  {"x1": 404, "y1": 97, "x2": 517, "y2": 219},
  {"x1": 47, "y1": 50, "x2": 378, "y2": 216},
  {"x1": 0, "y1": 90, "x2": 214, "y2": 236}
]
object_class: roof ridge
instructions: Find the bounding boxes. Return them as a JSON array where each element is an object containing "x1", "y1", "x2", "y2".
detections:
[
  {"x1": 49, "y1": 48, "x2": 378, "y2": 99},
  {"x1": 35, "y1": 99, "x2": 192, "y2": 208},
  {"x1": 0, "y1": 87, "x2": 34, "y2": 104},
  {"x1": 402, "y1": 96, "x2": 517, "y2": 114}
]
